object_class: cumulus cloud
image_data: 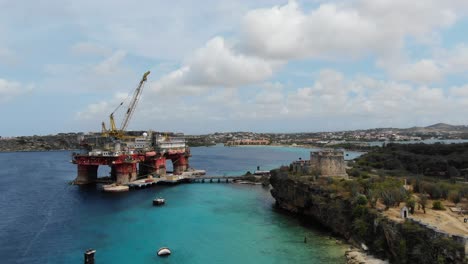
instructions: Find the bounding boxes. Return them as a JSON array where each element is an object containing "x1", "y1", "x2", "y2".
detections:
[
  {"x1": 0, "y1": 79, "x2": 33, "y2": 102},
  {"x1": 382, "y1": 44, "x2": 468, "y2": 84},
  {"x1": 438, "y1": 44, "x2": 468, "y2": 74},
  {"x1": 151, "y1": 37, "x2": 279, "y2": 95},
  {"x1": 241, "y1": 0, "x2": 461, "y2": 60},
  {"x1": 280, "y1": 69, "x2": 466, "y2": 128},
  {"x1": 75, "y1": 67, "x2": 468, "y2": 132},
  {"x1": 149, "y1": 0, "x2": 468, "y2": 92},
  {"x1": 69, "y1": 1, "x2": 468, "y2": 132},
  {"x1": 388, "y1": 59, "x2": 443, "y2": 84}
]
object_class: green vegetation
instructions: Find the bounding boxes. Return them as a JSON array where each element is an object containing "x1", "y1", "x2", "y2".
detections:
[
  {"x1": 432, "y1": 200, "x2": 445, "y2": 210},
  {"x1": 271, "y1": 164, "x2": 467, "y2": 263},
  {"x1": 448, "y1": 190, "x2": 461, "y2": 205},
  {"x1": 186, "y1": 138, "x2": 216, "y2": 147},
  {"x1": 406, "y1": 197, "x2": 416, "y2": 214},
  {"x1": 324, "y1": 142, "x2": 377, "y2": 151},
  {"x1": 353, "y1": 142, "x2": 468, "y2": 180},
  {"x1": 418, "y1": 193, "x2": 428, "y2": 213},
  {"x1": 349, "y1": 143, "x2": 468, "y2": 207}
]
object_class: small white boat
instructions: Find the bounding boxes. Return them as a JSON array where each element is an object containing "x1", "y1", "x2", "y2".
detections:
[
  {"x1": 153, "y1": 198, "x2": 165, "y2": 206},
  {"x1": 157, "y1": 247, "x2": 171, "y2": 256}
]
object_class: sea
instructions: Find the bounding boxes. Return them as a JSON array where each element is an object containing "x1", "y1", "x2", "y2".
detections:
[{"x1": 0, "y1": 145, "x2": 363, "y2": 264}]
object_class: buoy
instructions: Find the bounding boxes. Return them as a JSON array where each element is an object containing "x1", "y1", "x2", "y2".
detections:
[
  {"x1": 157, "y1": 247, "x2": 171, "y2": 256},
  {"x1": 84, "y1": 249, "x2": 96, "y2": 264}
]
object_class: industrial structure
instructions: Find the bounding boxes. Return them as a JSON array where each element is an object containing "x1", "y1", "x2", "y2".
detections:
[{"x1": 72, "y1": 71, "x2": 192, "y2": 187}]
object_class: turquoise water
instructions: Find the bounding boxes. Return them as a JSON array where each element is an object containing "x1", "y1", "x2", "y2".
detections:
[{"x1": 0, "y1": 145, "x2": 353, "y2": 263}]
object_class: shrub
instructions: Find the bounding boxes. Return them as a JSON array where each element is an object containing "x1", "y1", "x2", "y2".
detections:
[
  {"x1": 461, "y1": 186, "x2": 468, "y2": 199},
  {"x1": 347, "y1": 168, "x2": 361, "y2": 178},
  {"x1": 352, "y1": 218, "x2": 369, "y2": 238},
  {"x1": 448, "y1": 190, "x2": 461, "y2": 205},
  {"x1": 355, "y1": 194, "x2": 368, "y2": 206},
  {"x1": 432, "y1": 200, "x2": 445, "y2": 210}
]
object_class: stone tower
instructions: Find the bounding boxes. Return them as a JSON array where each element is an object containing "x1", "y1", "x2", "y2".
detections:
[{"x1": 309, "y1": 149, "x2": 348, "y2": 178}]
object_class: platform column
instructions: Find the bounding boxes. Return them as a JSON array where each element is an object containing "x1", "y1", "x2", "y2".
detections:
[
  {"x1": 74, "y1": 164, "x2": 98, "y2": 184},
  {"x1": 154, "y1": 157, "x2": 166, "y2": 176},
  {"x1": 111, "y1": 163, "x2": 137, "y2": 185},
  {"x1": 173, "y1": 155, "x2": 189, "y2": 175}
]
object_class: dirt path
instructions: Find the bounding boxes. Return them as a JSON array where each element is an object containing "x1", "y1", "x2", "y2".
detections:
[{"x1": 384, "y1": 201, "x2": 468, "y2": 236}]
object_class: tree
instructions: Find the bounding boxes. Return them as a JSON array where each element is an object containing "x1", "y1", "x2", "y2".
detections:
[
  {"x1": 406, "y1": 197, "x2": 416, "y2": 214},
  {"x1": 418, "y1": 193, "x2": 428, "y2": 214},
  {"x1": 447, "y1": 166, "x2": 460, "y2": 178}
]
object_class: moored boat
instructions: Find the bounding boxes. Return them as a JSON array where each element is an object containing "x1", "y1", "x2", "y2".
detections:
[{"x1": 153, "y1": 198, "x2": 165, "y2": 206}]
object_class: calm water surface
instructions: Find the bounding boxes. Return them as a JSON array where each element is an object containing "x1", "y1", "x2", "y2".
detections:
[{"x1": 0, "y1": 145, "x2": 358, "y2": 263}]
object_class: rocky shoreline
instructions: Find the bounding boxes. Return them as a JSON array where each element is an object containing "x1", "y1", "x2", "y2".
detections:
[
  {"x1": 269, "y1": 169, "x2": 467, "y2": 264},
  {"x1": 345, "y1": 248, "x2": 388, "y2": 264}
]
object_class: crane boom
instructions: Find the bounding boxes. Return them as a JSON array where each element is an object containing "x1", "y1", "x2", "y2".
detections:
[{"x1": 120, "y1": 71, "x2": 150, "y2": 131}]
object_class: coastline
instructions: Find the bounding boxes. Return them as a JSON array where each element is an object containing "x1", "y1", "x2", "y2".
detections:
[{"x1": 269, "y1": 170, "x2": 467, "y2": 264}]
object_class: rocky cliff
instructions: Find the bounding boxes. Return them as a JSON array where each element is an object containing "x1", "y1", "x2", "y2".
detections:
[{"x1": 270, "y1": 170, "x2": 467, "y2": 264}]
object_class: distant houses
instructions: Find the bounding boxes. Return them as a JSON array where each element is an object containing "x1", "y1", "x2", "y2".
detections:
[{"x1": 224, "y1": 139, "x2": 270, "y2": 146}]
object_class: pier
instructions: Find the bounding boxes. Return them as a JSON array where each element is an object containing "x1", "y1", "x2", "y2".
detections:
[{"x1": 188, "y1": 176, "x2": 245, "y2": 183}]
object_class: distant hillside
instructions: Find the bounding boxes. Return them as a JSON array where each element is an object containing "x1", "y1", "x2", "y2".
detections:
[
  {"x1": 426, "y1": 123, "x2": 456, "y2": 129},
  {"x1": 0, "y1": 133, "x2": 81, "y2": 152},
  {"x1": 402, "y1": 123, "x2": 468, "y2": 133}
]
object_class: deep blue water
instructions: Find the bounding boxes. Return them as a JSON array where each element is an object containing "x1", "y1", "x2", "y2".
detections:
[{"x1": 0, "y1": 145, "x2": 358, "y2": 263}]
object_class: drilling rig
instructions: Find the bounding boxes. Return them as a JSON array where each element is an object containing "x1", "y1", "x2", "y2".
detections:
[{"x1": 72, "y1": 71, "x2": 192, "y2": 188}]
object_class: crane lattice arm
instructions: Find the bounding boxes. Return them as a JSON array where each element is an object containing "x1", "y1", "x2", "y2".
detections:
[{"x1": 120, "y1": 71, "x2": 150, "y2": 131}]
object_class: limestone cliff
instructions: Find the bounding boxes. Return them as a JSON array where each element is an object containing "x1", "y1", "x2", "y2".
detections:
[{"x1": 270, "y1": 170, "x2": 467, "y2": 264}]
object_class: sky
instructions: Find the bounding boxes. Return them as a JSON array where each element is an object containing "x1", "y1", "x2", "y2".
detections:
[{"x1": 1, "y1": 0, "x2": 468, "y2": 136}]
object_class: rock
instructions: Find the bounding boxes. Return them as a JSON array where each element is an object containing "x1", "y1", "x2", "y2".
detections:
[{"x1": 361, "y1": 243, "x2": 368, "y2": 251}]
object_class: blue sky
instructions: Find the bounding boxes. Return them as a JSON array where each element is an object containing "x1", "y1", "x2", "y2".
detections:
[{"x1": 1, "y1": 0, "x2": 468, "y2": 136}]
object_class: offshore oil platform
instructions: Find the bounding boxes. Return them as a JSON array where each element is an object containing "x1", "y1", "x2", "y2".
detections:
[{"x1": 72, "y1": 71, "x2": 202, "y2": 191}]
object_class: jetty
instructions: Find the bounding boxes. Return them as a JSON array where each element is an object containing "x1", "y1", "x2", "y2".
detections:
[{"x1": 188, "y1": 176, "x2": 245, "y2": 183}]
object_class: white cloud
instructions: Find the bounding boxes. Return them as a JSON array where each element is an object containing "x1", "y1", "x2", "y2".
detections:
[
  {"x1": 151, "y1": 37, "x2": 279, "y2": 96},
  {"x1": 64, "y1": 0, "x2": 288, "y2": 60},
  {"x1": 240, "y1": 0, "x2": 462, "y2": 61},
  {"x1": 280, "y1": 69, "x2": 466, "y2": 128},
  {"x1": 0, "y1": 79, "x2": 33, "y2": 103},
  {"x1": 438, "y1": 44, "x2": 468, "y2": 74},
  {"x1": 382, "y1": 43, "x2": 468, "y2": 84},
  {"x1": 75, "y1": 67, "x2": 468, "y2": 132},
  {"x1": 389, "y1": 59, "x2": 443, "y2": 84}
]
